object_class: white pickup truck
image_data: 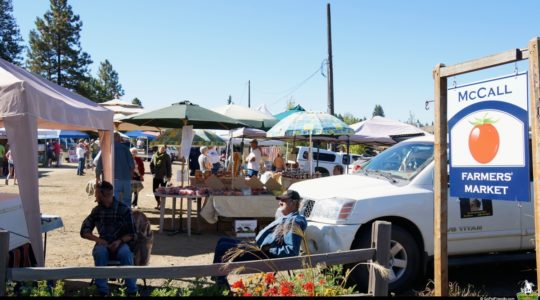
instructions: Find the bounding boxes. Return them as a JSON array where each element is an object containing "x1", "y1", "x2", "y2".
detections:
[{"x1": 289, "y1": 135, "x2": 534, "y2": 292}]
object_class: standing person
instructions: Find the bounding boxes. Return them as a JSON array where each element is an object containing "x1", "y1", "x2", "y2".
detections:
[
  {"x1": 53, "y1": 140, "x2": 62, "y2": 167},
  {"x1": 5, "y1": 147, "x2": 16, "y2": 185},
  {"x1": 226, "y1": 145, "x2": 242, "y2": 176},
  {"x1": 212, "y1": 190, "x2": 307, "y2": 287},
  {"x1": 188, "y1": 147, "x2": 201, "y2": 176},
  {"x1": 0, "y1": 142, "x2": 5, "y2": 176},
  {"x1": 89, "y1": 139, "x2": 100, "y2": 163},
  {"x1": 245, "y1": 139, "x2": 262, "y2": 178},
  {"x1": 80, "y1": 181, "x2": 138, "y2": 297},
  {"x1": 95, "y1": 132, "x2": 135, "y2": 208},
  {"x1": 207, "y1": 145, "x2": 221, "y2": 175},
  {"x1": 46, "y1": 141, "x2": 55, "y2": 167},
  {"x1": 150, "y1": 145, "x2": 172, "y2": 210},
  {"x1": 76, "y1": 141, "x2": 86, "y2": 176},
  {"x1": 272, "y1": 152, "x2": 285, "y2": 172},
  {"x1": 198, "y1": 146, "x2": 212, "y2": 175},
  {"x1": 130, "y1": 148, "x2": 145, "y2": 209}
]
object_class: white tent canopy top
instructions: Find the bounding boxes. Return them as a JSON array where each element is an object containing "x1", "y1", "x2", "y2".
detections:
[
  {"x1": 256, "y1": 104, "x2": 273, "y2": 117},
  {"x1": 347, "y1": 116, "x2": 431, "y2": 145},
  {"x1": 0, "y1": 57, "x2": 114, "y2": 266}
]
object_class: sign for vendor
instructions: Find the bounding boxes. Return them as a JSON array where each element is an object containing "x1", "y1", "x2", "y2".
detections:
[{"x1": 448, "y1": 72, "x2": 530, "y2": 201}]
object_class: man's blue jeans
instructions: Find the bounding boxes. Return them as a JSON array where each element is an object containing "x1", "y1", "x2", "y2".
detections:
[
  {"x1": 246, "y1": 169, "x2": 258, "y2": 178},
  {"x1": 77, "y1": 158, "x2": 85, "y2": 175},
  {"x1": 92, "y1": 243, "x2": 137, "y2": 294},
  {"x1": 114, "y1": 179, "x2": 132, "y2": 208}
]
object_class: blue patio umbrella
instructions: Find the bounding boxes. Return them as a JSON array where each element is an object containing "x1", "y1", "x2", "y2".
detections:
[
  {"x1": 58, "y1": 130, "x2": 89, "y2": 139},
  {"x1": 124, "y1": 130, "x2": 157, "y2": 141}
]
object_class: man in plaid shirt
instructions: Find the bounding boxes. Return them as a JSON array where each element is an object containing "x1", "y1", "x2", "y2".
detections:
[{"x1": 80, "y1": 181, "x2": 137, "y2": 296}]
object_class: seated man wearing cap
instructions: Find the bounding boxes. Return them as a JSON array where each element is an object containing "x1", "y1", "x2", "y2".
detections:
[
  {"x1": 245, "y1": 139, "x2": 262, "y2": 178},
  {"x1": 211, "y1": 190, "x2": 307, "y2": 287}
]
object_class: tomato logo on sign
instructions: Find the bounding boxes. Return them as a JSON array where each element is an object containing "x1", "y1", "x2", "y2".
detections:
[{"x1": 468, "y1": 114, "x2": 499, "y2": 164}]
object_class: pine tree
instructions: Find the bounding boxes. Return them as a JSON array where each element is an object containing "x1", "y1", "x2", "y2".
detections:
[
  {"x1": 132, "y1": 97, "x2": 143, "y2": 107},
  {"x1": 26, "y1": 0, "x2": 92, "y2": 95},
  {"x1": 95, "y1": 59, "x2": 124, "y2": 102},
  {"x1": 0, "y1": 0, "x2": 24, "y2": 65},
  {"x1": 372, "y1": 105, "x2": 385, "y2": 117},
  {"x1": 227, "y1": 95, "x2": 232, "y2": 104}
]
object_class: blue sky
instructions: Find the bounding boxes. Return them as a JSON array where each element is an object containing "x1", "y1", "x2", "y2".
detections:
[{"x1": 11, "y1": 0, "x2": 540, "y2": 124}]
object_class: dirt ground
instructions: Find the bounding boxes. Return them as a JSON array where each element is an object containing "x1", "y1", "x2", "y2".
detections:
[
  {"x1": 4, "y1": 160, "x2": 537, "y2": 296},
  {"x1": 4, "y1": 160, "x2": 223, "y2": 292}
]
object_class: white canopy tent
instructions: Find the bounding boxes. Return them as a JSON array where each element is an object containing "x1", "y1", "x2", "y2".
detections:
[
  {"x1": 211, "y1": 103, "x2": 278, "y2": 130},
  {"x1": 255, "y1": 104, "x2": 274, "y2": 117},
  {"x1": 0, "y1": 58, "x2": 114, "y2": 266},
  {"x1": 346, "y1": 116, "x2": 430, "y2": 146}
]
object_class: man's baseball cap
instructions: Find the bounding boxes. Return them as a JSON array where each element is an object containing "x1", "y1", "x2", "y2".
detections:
[{"x1": 276, "y1": 190, "x2": 301, "y2": 202}]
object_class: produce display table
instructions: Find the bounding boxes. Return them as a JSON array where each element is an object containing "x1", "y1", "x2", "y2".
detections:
[
  {"x1": 200, "y1": 194, "x2": 277, "y2": 224},
  {"x1": 154, "y1": 192, "x2": 206, "y2": 236}
]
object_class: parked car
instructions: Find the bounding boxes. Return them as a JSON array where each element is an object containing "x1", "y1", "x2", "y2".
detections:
[
  {"x1": 166, "y1": 145, "x2": 178, "y2": 161},
  {"x1": 347, "y1": 157, "x2": 371, "y2": 174},
  {"x1": 295, "y1": 146, "x2": 362, "y2": 176},
  {"x1": 290, "y1": 135, "x2": 534, "y2": 292}
]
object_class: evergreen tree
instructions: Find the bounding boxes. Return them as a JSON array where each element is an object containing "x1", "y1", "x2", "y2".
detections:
[
  {"x1": 341, "y1": 112, "x2": 361, "y2": 125},
  {"x1": 77, "y1": 76, "x2": 102, "y2": 102},
  {"x1": 26, "y1": 0, "x2": 92, "y2": 95},
  {"x1": 227, "y1": 95, "x2": 232, "y2": 105},
  {"x1": 132, "y1": 97, "x2": 143, "y2": 107},
  {"x1": 372, "y1": 105, "x2": 385, "y2": 117},
  {"x1": 0, "y1": 0, "x2": 24, "y2": 65},
  {"x1": 95, "y1": 59, "x2": 124, "y2": 102}
]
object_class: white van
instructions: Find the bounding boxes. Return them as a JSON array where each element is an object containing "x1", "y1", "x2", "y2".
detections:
[{"x1": 295, "y1": 146, "x2": 363, "y2": 175}]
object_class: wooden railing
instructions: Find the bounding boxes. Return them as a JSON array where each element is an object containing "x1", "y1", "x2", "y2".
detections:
[{"x1": 0, "y1": 221, "x2": 391, "y2": 296}]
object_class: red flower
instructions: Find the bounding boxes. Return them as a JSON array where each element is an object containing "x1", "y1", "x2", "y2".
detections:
[
  {"x1": 264, "y1": 287, "x2": 279, "y2": 296},
  {"x1": 231, "y1": 279, "x2": 245, "y2": 290},
  {"x1": 264, "y1": 272, "x2": 276, "y2": 285},
  {"x1": 279, "y1": 281, "x2": 295, "y2": 296},
  {"x1": 319, "y1": 279, "x2": 326, "y2": 285},
  {"x1": 302, "y1": 282, "x2": 315, "y2": 295},
  {"x1": 242, "y1": 292, "x2": 253, "y2": 296}
]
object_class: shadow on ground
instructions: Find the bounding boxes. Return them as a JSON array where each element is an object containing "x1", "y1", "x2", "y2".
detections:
[{"x1": 401, "y1": 260, "x2": 536, "y2": 296}]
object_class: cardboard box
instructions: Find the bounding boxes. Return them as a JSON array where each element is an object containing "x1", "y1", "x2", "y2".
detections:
[{"x1": 234, "y1": 219, "x2": 257, "y2": 238}]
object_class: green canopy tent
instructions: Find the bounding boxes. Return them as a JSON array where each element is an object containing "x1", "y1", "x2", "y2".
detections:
[
  {"x1": 122, "y1": 101, "x2": 246, "y2": 130},
  {"x1": 122, "y1": 101, "x2": 246, "y2": 185}
]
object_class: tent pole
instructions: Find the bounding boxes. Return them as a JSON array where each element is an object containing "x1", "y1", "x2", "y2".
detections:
[{"x1": 346, "y1": 136, "x2": 350, "y2": 174}]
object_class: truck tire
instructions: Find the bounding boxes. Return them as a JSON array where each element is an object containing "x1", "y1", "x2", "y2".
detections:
[
  {"x1": 346, "y1": 224, "x2": 421, "y2": 293},
  {"x1": 314, "y1": 167, "x2": 329, "y2": 176}
]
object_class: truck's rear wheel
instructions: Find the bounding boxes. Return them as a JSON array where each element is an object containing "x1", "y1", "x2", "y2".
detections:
[{"x1": 346, "y1": 224, "x2": 421, "y2": 293}]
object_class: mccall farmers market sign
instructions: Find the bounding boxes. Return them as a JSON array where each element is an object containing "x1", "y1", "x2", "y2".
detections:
[{"x1": 448, "y1": 73, "x2": 530, "y2": 201}]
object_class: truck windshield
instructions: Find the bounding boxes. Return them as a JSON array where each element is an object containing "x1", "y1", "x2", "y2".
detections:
[{"x1": 360, "y1": 142, "x2": 434, "y2": 181}]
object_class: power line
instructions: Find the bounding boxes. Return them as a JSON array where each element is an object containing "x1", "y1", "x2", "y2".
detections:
[{"x1": 267, "y1": 60, "x2": 327, "y2": 108}]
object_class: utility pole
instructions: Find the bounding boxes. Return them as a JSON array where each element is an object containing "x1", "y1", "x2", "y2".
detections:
[
  {"x1": 327, "y1": 3, "x2": 335, "y2": 116},
  {"x1": 248, "y1": 80, "x2": 251, "y2": 108}
]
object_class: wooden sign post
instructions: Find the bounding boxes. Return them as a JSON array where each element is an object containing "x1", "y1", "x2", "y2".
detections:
[
  {"x1": 528, "y1": 37, "x2": 540, "y2": 290},
  {"x1": 433, "y1": 41, "x2": 534, "y2": 296}
]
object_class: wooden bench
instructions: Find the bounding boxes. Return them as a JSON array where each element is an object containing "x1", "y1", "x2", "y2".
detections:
[{"x1": 0, "y1": 221, "x2": 391, "y2": 296}]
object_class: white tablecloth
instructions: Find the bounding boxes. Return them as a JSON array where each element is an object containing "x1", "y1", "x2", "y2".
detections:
[{"x1": 201, "y1": 195, "x2": 277, "y2": 224}]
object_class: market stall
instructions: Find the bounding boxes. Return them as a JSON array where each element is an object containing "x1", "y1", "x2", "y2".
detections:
[{"x1": 0, "y1": 58, "x2": 114, "y2": 266}]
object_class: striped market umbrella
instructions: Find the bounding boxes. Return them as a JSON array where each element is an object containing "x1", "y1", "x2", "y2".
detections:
[
  {"x1": 267, "y1": 111, "x2": 354, "y2": 176},
  {"x1": 267, "y1": 111, "x2": 354, "y2": 140}
]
